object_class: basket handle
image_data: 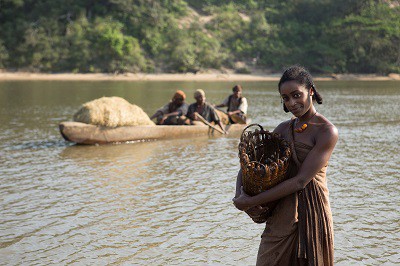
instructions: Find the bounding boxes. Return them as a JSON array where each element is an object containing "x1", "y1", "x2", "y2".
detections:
[{"x1": 241, "y1": 123, "x2": 265, "y2": 138}]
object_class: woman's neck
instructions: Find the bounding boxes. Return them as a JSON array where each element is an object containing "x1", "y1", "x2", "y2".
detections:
[{"x1": 298, "y1": 108, "x2": 317, "y2": 122}]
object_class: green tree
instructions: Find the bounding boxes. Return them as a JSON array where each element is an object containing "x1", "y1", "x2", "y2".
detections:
[
  {"x1": 0, "y1": 0, "x2": 398, "y2": 74},
  {"x1": 89, "y1": 18, "x2": 146, "y2": 73},
  {"x1": 205, "y1": 3, "x2": 251, "y2": 60},
  {"x1": 0, "y1": 40, "x2": 9, "y2": 68},
  {"x1": 334, "y1": 2, "x2": 400, "y2": 73}
]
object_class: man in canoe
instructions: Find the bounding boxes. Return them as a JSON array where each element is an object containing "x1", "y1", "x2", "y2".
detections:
[
  {"x1": 215, "y1": 84, "x2": 248, "y2": 124},
  {"x1": 186, "y1": 89, "x2": 227, "y2": 134},
  {"x1": 150, "y1": 90, "x2": 188, "y2": 125}
]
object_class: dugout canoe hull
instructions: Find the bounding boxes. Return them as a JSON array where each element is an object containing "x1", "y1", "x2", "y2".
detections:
[{"x1": 59, "y1": 121, "x2": 248, "y2": 145}]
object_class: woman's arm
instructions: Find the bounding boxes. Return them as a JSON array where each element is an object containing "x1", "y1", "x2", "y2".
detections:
[
  {"x1": 233, "y1": 124, "x2": 338, "y2": 211},
  {"x1": 234, "y1": 169, "x2": 269, "y2": 217},
  {"x1": 235, "y1": 169, "x2": 243, "y2": 198}
]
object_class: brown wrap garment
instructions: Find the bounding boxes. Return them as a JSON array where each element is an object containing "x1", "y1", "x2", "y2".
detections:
[{"x1": 256, "y1": 121, "x2": 334, "y2": 266}]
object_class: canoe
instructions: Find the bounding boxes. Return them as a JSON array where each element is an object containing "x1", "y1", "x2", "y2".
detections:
[{"x1": 59, "y1": 121, "x2": 249, "y2": 145}]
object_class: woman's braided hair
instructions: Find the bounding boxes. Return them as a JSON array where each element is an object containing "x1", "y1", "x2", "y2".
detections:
[{"x1": 278, "y1": 65, "x2": 323, "y2": 113}]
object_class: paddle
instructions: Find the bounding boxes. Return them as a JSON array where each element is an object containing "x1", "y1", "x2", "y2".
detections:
[
  {"x1": 194, "y1": 112, "x2": 226, "y2": 134},
  {"x1": 215, "y1": 108, "x2": 246, "y2": 124}
]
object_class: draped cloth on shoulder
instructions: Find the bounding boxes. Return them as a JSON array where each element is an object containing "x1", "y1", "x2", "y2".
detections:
[{"x1": 256, "y1": 120, "x2": 334, "y2": 266}]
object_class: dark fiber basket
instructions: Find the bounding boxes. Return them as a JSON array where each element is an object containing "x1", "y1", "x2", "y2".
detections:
[{"x1": 238, "y1": 124, "x2": 292, "y2": 223}]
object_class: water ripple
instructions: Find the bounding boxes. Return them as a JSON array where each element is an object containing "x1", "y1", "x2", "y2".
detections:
[{"x1": 1, "y1": 81, "x2": 400, "y2": 265}]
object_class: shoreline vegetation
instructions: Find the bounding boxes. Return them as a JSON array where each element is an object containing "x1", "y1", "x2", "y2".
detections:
[
  {"x1": 1, "y1": 71, "x2": 399, "y2": 82},
  {"x1": 1, "y1": 2, "x2": 399, "y2": 77}
]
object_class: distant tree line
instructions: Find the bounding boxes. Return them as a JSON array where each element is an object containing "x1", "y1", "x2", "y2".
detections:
[{"x1": 0, "y1": 0, "x2": 399, "y2": 74}]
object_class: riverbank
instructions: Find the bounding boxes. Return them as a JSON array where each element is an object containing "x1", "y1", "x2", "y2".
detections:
[{"x1": 0, "y1": 71, "x2": 399, "y2": 81}]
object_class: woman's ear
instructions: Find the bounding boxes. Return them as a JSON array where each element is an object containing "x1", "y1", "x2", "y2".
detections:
[{"x1": 310, "y1": 86, "x2": 315, "y2": 96}]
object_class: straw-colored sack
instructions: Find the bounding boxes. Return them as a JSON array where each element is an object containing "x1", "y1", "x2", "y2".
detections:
[
  {"x1": 238, "y1": 124, "x2": 292, "y2": 223},
  {"x1": 73, "y1": 96, "x2": 155, "y2": 127}
]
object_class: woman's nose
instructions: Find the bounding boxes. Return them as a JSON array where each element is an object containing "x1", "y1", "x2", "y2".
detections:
[{"x1": 288, "y1": 98, "x2": 297, "y2": 107}]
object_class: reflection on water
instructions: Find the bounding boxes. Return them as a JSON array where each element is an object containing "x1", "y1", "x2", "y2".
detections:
[{"x1": 0, "y1": 80, "x2": 399, "y2": 265}]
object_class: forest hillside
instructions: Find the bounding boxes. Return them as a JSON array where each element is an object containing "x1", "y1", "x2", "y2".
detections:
[{"x1": 0, "y1": 0, "x2": 399, "y2": 74}]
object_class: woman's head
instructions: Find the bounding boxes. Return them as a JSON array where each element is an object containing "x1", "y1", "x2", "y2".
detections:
[{"x1": 278, "y1": 65, "x2": 322, "y2": 113}]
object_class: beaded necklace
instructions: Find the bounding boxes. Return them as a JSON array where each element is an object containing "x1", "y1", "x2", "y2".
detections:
[{"x1": 294, "y1": 111, "x2": 317, "y2": 133}]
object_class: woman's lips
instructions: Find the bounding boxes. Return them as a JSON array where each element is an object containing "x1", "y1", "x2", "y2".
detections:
[{"x1": 290, "y1": 107, "x2": 302, "y2": 114}]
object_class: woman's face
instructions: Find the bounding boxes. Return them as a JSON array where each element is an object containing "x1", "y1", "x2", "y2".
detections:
[{"x1": 280, "y1": 80, "x2": 313, "y2": 117}]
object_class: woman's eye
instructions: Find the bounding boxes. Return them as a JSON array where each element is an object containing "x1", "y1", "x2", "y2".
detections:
[{"x1": 294, "y1": 93, "x2": 301, "y2": 98}]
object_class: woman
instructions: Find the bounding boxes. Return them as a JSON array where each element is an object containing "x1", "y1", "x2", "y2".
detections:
[{"x1": 233, "y1": 65, "x2": 338, "y2": 266}]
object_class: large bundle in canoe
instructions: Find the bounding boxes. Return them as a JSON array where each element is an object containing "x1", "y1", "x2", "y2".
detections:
[
  {"x1": 60, "y1": 96, "x2": 250, "y2": 144},
  {"x1": 73, "y1": 96, "x2": 155, "y2": 127}
]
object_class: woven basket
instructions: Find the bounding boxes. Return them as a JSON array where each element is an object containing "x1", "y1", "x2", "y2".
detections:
[{"x1": 238, "y1": 124, "x2": 292, "y2": 222}]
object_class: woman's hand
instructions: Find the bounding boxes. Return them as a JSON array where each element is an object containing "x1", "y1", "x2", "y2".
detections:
[
  {"x1": 232, "y1": 186, "x2": 253, "y2": 211},
  {"x1": 246, "y1": 205, "x2": 268, "y2": 217}
]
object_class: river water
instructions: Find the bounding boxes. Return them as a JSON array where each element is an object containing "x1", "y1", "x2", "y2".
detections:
[{"x1": 0, "y1": 80, "x2": 399, "y2": 265}]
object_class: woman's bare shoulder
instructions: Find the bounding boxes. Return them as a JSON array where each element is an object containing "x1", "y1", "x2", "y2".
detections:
[
  {"x1": 315, "y1": 114, "x2": 339, "y2": 144},
  {"x1": 317, "y1": 114, "x2": 337, "y2": 132},
  {"x1": 273, "y1": 119, "x2": 292, "y2": 135}
]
